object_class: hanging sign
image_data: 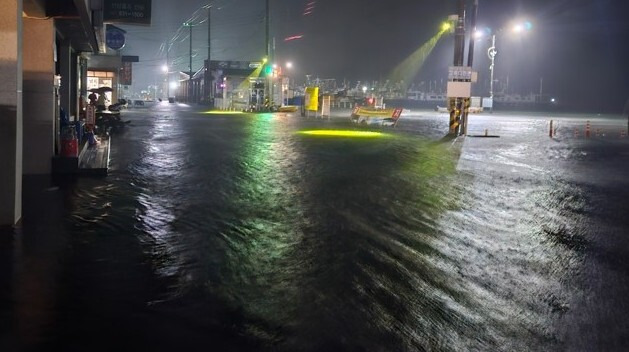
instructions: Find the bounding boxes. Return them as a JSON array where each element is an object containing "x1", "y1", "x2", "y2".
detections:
[{"x1": 104, "y1": 0, "x2": 152, "y2": 25}]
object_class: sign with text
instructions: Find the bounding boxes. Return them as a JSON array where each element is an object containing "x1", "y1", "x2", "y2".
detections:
[
  {"x1": 448, "y1": 66, "x2": 473, "y2": 81},
  {"x1": 86, "y1": 105, "x2": 96, "y2": 126},
  {"x1": 120, "y1": 62, "x2": 133, "y2": 86},
  {"x1": 104, "y1": 0, "x2": 152, "y2": 25}
]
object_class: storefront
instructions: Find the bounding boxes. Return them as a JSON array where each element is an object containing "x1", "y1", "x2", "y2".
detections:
[{"x1": 87, "y1": 70, "x2": 116, "y2": 104}]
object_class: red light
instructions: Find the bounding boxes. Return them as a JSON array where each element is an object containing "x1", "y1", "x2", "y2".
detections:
[{"x1": 284, "y1": 35, "x2": 304, "y2": 42}]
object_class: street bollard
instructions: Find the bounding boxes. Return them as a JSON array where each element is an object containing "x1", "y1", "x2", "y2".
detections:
[
  {"x1": 574, "y1": 128, "x2": 579, "y2": 138},
  {"x1": 485, "y1": 129, "x2": 489, "y2": 137},
  {"x1": 549, "y1": 120, "x2": 554, "y2": 138},
  {"x1": 585, "y1": 120, "x2": 591, "y2": 138}
]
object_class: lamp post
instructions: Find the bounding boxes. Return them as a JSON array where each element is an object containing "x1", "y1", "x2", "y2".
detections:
[
  {"x1": 284, "y1": 62, "x2": 293, "y2": 105},
  {"x1": 475, "y1": 21, "x2": 532, "y2": 113},
  {"x1": 488, "y1": 34, "x2": 497, "y2": 113},
  {"x1": 161, "y1": 64, "x2": 169, "y2": 99}
]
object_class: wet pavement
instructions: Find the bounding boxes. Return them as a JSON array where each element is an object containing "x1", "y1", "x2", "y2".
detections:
[{"x1": 1, "y1": 104, "x2": 629, "y2": 351}]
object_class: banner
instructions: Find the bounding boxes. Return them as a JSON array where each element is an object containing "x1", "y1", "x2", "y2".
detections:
[
  {"x1": 304, "y1": 87, "x2": 319, "y2": 111},
  {"x1": 120, "y1": 62, "x2": 133, "y2": 86}
]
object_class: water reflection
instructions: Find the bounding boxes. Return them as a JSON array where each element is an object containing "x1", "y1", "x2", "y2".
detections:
[{"x1": 2, "y1": 110, "x2": 604, "y2": 351}]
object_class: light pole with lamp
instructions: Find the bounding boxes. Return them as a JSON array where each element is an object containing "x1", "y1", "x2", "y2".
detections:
[
  {"x1": 474, "y1": 21, "x2": 532, "y2": 113},
  {"x1": 487, "y1": 34, "x2": 497, "y2": 113},
  {"x1": 161, "y1": 64, "x2": 169, "y2": 99},
  {"x1": 284, "y1": 62, "x2": 293, "y2": 105}
]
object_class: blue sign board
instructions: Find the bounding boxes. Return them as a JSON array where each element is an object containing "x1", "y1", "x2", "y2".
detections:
[{"x1": 106, "y1": 27, "x2": 126, "y2": 50}]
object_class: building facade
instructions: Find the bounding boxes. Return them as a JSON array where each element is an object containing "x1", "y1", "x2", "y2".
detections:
[{"x1": 1, "y1": 0, "x2": 109, "y2": 226}]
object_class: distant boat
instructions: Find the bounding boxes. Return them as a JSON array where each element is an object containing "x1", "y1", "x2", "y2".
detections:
[{"x1": 351, "y1": 106, "x2": 403, "y2": 126}]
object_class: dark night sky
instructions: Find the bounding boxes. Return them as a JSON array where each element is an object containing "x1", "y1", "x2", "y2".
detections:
[{"x1": 121, "y1": 0, "x2": 629, "y2": 112}]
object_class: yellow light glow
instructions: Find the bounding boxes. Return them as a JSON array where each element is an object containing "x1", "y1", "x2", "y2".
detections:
[
  {"x1": 298, "y1": 130, "x2": 388, "y2": 138},
  {"x1": 442, "y1": 22, "x2": 452, "y2": 32},
  {"x1": 202, "y1": 110, "x2": 245, "y2": 115},
  {"x1": 388, "y1": 29, "x2": 446, "y2": 89}
]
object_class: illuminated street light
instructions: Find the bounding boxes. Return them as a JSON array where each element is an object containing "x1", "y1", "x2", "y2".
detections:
[
  {"x1": 161, "y1": 64, "x2": 168, "y2": 73},
  {"x1": 472, "y1": 20, "x2": 533, "y2": 112},
  {"x1": 286, "y1": 62, "x2": 293, "y2": 69},
  {"x1": 513, "y1": 24, "x2": 524, "y2": 33},
  {"x1": 169, "y1": 81, "x2": 179, "y2": 90},
  {"x1": 441, "y1": 22, "x2": 452, "y2": 32},
  {"x1": 362, "y1": 86, "x2": 368, "y2": 94}
]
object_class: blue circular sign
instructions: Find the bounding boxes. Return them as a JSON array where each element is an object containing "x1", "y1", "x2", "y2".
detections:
[{"x1": 106, "y1": 28, "x2": 126, "y2": 50}]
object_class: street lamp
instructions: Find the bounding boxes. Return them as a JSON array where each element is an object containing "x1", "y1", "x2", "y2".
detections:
[
  {"x1": 286, "y1": 62, "x2": 293, "y2": 69},
  {"x1": 475, "y1": 21, "x2": 532, "y2": 113}
]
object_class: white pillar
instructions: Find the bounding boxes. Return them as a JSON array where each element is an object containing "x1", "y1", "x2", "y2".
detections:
[
  {"x1": 0, "y1": 0, "x2": 23, "y2": 226},
  {"x1": 59, "y1": 40, "x2": 73, "y2": 118},
  {"x1": 23, "y1": 17, "x2": 55, "y2": 175}
]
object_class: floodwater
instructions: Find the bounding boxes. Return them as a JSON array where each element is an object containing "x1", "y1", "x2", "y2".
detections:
[{"x1": 1, "y1": 106, "x2": 629, "y2": 351}]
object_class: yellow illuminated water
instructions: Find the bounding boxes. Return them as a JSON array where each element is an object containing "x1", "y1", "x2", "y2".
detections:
[
  {"x1": 298, "y1": 130, "x2": 389, "y2": 138},
  {"x1": 201, "y1": 110, "x2": 245, "y2": 115}
]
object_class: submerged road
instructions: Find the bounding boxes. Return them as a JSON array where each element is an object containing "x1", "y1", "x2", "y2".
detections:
[{"x1": 1, "y1": 105, "x2": 629, "y2": 351}]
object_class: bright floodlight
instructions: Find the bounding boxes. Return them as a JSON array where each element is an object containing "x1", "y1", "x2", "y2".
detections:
[
  {"x1": 262, "y1": 57, "x2": 268, "y2": 63},
  {"x1": 161, "y1": 65, "x2": 168, "y2": 73},
  {"x1": 474, "y1": 30, "x2": 484, "y2": 39},
  {"x1": 169, "y1": 81, "x2": 179, "y2": 90},
  {"x1": 362, "y1": 86, "x2": 368, "y2": 93},
  {"x1": 442, "y1": 22, "x2": 452, "y2": 32},
  {"x1": 286, "y1": 62, "x2": 293, "y2": 69}
]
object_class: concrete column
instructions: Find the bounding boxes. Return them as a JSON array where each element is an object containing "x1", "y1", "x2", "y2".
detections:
[
  {"x1": 23, "y1": 17, "x2": 55, "y2": 175},
  {"x1": 0, "y1": 0, "x2": 23, "y2": 226},
  {"x1": 71, "y1": 53, "x2": 78, "y2": 118},
  {"x1": 59, "y1": 40, "x2": 72, "y2": 119},
  {"x1": 79, "y1": 56, "x2": 88, "y2": 100}
]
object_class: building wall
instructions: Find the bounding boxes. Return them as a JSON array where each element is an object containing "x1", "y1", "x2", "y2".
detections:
[
  {"x1": 0, "y1": 0, "x2": 23, "y2": 226},
  {"x1": 23, "y1": 17, "x2": 56, "y2": 175}
]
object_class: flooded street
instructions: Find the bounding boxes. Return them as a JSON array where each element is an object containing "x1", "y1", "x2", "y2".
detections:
[{"x1": 2, "y1": 106, "x2": 629, "y2": 351}]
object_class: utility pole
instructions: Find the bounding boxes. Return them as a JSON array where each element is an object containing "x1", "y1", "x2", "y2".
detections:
[
  {"x1": 467, "y1": 0, "x2": 478, "y2": 67},
  {"x1": 462, "y1": 0, "x2": 478, "y2": 135},
  {"x1": 265, "y1": 0, "x2": 270, "y2": 59},
  {"x1": 189, "y1": 23, "x2": 193, "y2": 103},
  {"x1": 166, "y1": 42, "x2": 170, "y2": 98},
  {"x1": 207, "y1": 6, "x2": 212, "y2": 105},
  {"x1": 265, "y1": 0, "x2": 273, "y2": 106},
  {"x1": 448, "y1": 0, "x2": 467, "y2": 136},
  {"x1": 453, "y1": 0, "x2": 466, "y2": 66}
]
